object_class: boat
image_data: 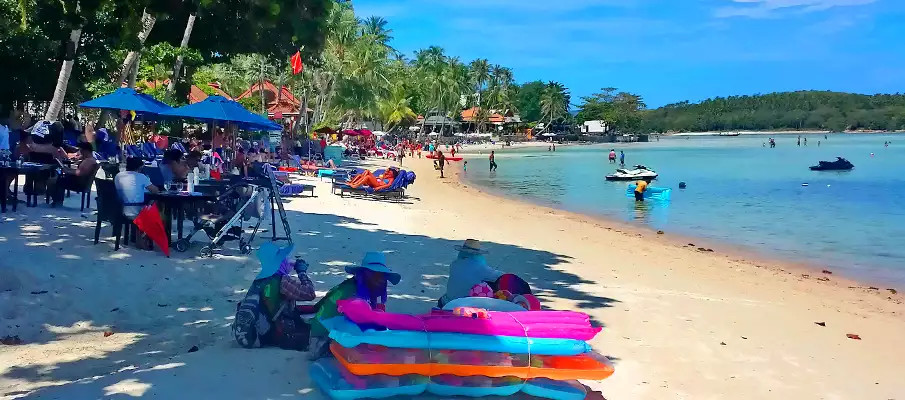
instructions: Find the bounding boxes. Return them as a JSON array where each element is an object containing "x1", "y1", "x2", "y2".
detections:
[
  {"x1": 718, "y1": 132, "x2": 741, "y2": 137},
  {"x1": 605, "y1": 165, "x2": 658, "y2": 181},
  {"x1": 809, "y1": 157, "x2": 854, "y2": 171}
]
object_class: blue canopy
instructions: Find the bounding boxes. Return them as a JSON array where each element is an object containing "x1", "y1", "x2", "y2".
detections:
[
  {"x1": 79, "y1": 88, "x2": 172, "y2": 115},
  {"x1": 160, "y1": 95, "x2": 281, "y2": 131}
]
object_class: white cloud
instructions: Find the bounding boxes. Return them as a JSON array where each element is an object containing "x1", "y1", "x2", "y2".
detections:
[{"x1": 715, "y1": 0, "x2": 877, "y2": 18}]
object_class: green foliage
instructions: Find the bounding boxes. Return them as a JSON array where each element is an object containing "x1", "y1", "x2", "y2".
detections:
[
  {"x1": 515, "y1": 81, "x2": 546, "y2": 123},
  {"x1": 576, "y1": 87, "x2": 646, "y2": 134},
  {"x1": 237, "y1": 93, "x2": 264, "y2": 114},
  {"x1": 642, "y1": 91, "x2": 905, "y2": 132}
]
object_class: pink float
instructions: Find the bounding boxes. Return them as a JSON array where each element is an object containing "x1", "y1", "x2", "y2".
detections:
[{"x1": 337, "y1": 299, "x2": 601, "y2": 340}]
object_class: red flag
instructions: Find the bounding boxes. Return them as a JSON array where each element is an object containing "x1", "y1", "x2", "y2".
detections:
[
  {"x1": 134, "y1": 203, "x2": 170, "y2": 257},
  {"x1": 290, "y1": 51, "x2": 303, "y2": 75}
]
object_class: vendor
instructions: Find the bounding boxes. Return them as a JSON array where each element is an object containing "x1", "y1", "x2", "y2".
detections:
[
  {"x1": 439, "y1": 239, "x2": 502, "y2": 308},
  {"x1": 308, "y1": 252, "x2": 401, "y2": 360}
]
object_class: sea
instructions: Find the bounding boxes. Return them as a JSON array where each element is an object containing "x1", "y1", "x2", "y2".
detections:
[{"x1": 462, "y1": 134, "x2": 905, "y2": 287}]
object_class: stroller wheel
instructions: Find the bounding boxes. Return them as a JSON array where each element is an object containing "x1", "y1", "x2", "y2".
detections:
[
  {"x1": 200, "y1": 246, "x2": 214, "y2": 258},
  {"x1": 240, "y1": 243, "x2": 252, "y2": 255},
  {"x1": 174, "y1": 239, "x2": 190, "y2": 253}
]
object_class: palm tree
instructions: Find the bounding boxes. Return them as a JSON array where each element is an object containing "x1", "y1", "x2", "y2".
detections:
[
  {"x1": 168, "y1": 1, "x2": 200, "y2": 92},
  {"x1": 377, "y1": 84, "x2": 416, "y2": 133},
  {"x1": 540, "y1": 81, "x2": 569, "y2": 132},
  {"x1": 38, "y1": 0, "x2": 113, "y2": 121}
]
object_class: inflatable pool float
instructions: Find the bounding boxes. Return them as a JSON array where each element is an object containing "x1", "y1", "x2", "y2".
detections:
[
  {"x1": 425, "y1": 154, "x2": 463, "y2": 161},
  {"x1": 311, "y1": 359, "x2": 589, "y2": 400},
  {"x1": 337, "y1": 299, "x2": 601, "y2": 340},
  {"x1": 322, "y1": 317, "x2": 592, "y2": 355},
  {"x1": 330, "y1": 342, "x2": 615, "y2": 381},
  {"x1": 626, "y1": 184, "x2": 671, "y2": 201}
]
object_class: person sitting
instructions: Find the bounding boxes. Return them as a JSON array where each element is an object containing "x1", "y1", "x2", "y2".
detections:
[
  {"x1": 308, "y1": 252, "x2": 401, "y2": 360},
  {"x1": 438, "y1": 239, "x2": 503, "y2": 308},
  {"x1": 234, "y1": 243, "x2": 316, "y2": 350},
  {"x1": 114, "y1": 157, "x2": 159, "y2": 218},
  {"x1": 346, "y1": 168, "x2": 397, "y2": 190},
  {"x1": 185, "y1": 150, "x2": 203, "y2": 172},
  {"x1": 49, "y1": 142, "x2": 98, "y2": 206},
  {"x1": 160, "y1": 148, "x2": 187, "y2": 183}
]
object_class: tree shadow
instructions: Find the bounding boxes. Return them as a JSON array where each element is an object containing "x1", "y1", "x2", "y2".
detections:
[{"x1": 1, "y1": 201, "x2": 618, "y2": 399}]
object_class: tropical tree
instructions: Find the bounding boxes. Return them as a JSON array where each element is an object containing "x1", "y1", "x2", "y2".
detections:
[{"x1": 539, "y1": 81, "x2": 569, "y2": 131}]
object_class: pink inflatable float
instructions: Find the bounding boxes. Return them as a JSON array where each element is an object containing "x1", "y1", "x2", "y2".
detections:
[{"x1": 337, "y1": 299, "x2": 601, "y2": 340}]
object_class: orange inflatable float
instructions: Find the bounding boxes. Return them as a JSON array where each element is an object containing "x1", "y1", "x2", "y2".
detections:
[{"x1": 330, "y1": 342, "x2": 614, "y2": 381}]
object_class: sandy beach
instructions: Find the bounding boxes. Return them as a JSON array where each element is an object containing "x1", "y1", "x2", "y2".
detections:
[{"x1": 3, "y1": 155, "x2": 905, "y2": 400}]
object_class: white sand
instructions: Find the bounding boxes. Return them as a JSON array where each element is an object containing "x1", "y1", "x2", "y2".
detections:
[{"x1": 2, "y1": 157, "x2": 905, "y2": 399}]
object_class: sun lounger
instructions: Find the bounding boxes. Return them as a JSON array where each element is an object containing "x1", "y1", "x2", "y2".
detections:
[{"x1": 334, "y1": 170, "x2": 415, "y2": 201}]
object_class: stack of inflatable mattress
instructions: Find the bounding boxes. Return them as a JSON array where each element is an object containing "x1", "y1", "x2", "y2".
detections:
[{"x1": 310, "y1": 299, "x2": 613, "y2": 399}]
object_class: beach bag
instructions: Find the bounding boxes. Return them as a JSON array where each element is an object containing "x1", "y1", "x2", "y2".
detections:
[{"x1": 232, "y1": 277, "x2": 281, "y2": 348}]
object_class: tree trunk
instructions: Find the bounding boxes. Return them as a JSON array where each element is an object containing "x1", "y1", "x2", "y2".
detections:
[
  {"x1": 114, "y1": 10, "x2": 157, "y2": 87},
  {"x1": 44, "y1": 27, "x2": 83, "y2": 122},
  {"x1": 168, "y1": 12, "x2": 197, "y2": 92},
  {"x1": 128, "y1": 52, "x2": 140, "y2": 88},
  {"x1": 97, "y1": 10, "x2": 156, "y2": 128}
]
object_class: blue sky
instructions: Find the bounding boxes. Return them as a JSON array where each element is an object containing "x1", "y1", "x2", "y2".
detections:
[{"x1": 352, "y1": 0, "x2": 905, "y2": 107}]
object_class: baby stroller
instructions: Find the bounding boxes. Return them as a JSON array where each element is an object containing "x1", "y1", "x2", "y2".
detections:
[{"x1": 173, "y1": 183, "x2": 269, "y2": 257}]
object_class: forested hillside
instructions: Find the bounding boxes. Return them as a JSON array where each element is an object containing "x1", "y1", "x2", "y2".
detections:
[{"x1": 641, "y1": 91, "x2": 905, "y2": 133}]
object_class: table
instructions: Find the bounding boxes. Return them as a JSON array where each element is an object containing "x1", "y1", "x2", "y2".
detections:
[
  {"x1": 146, "y1": 191, "x2": 216, "y2": 244},
  {"x1": 0, "y1": 163, "x2": 56, "y2": 211}
]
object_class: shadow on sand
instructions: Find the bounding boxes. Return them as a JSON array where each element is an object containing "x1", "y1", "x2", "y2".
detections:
[{"x1": 0, "y1": 201, "x2": 618, "y2": 399}]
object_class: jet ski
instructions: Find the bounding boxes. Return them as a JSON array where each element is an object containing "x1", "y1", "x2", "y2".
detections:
[
  {"x1": 809, "y1": 157, "x2": 854, "y2": 171},
  {"x1": 606, "y1": 165, "x2": 658, "y2": 181}
]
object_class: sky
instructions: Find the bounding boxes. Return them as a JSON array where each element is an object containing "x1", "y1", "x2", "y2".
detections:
[{"x1": 352, "y1": 0, "x2": 905, "y2": 108}]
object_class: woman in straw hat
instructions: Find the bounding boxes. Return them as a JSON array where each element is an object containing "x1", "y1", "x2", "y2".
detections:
[
  {"x1": 439, "y1": 239, "x2": 503, "y2": 308},
  {"x1": 308, "y1": 252, "x2": 401, "y2": 359}
]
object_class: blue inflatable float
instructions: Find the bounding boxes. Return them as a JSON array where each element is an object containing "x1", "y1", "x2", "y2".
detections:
[
  {"x1": 322, "y1": 316, "x2": 592, "y2": 356},
  {"x1": 626, "y1": 184, "x2": 671, "y2": 201}
]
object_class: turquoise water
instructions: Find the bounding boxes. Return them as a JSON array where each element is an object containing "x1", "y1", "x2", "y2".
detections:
[{"x1": 463, "y1": 134, "x2": 905, "y2": 286}]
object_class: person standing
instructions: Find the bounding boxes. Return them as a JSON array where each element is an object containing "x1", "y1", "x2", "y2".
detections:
[
  {"x1": 608, "y1": 149, "x2": 616, "y2": 163},
  {"x1": 489, "y1": 150, "x2": 498, "y2": 172},
  {"x1": 634, "y1": 179, "x2": 648, "y2": 202},
  {"x1": 803, "y1": 137, "x2": 807, "y2": 146},
  {"x1": 797, "y1": 136, "x2": 801, "y2": 147},
  {"x1": 619, "y1": 150, "x2": 625, "y2": 166},
  {"x1": 552, "y1": 143, "x2": 556, "y2": 151},
  {"x1": 437, "y1": 150, "x2": 446, "y2": 178}
]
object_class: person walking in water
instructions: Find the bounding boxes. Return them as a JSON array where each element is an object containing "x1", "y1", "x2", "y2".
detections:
[
  {"x1": 634, "y1": 179, "x2": 648, "y2": 202},
  {"x1": 797, "y1": 136, "x2": 801, "y2": 146},
  {"x1": 608, "y1": 149, "x2": 616, "y2": 163},
  {"x1": 619, "y1": 151, "x2": 625, "y2": 166},
  {"x1": 489, "y1": 151, "x2": 498, "y2": 172},
  {"x1": 804, "y1": 137, "x2": 807, "y2": 146}
]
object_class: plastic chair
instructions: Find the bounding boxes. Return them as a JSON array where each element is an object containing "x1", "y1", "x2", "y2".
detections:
[{"x1": 93, "y1": 178, "x2": 128, "y2": 250}]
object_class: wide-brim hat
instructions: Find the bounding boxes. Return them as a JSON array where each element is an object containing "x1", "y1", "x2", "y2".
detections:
[
  {"x1": 454, "y1": 239, "x2": 488, "y2": 255},
  {"x1": 345, "y1": 252, "x2": 401, "y2": 285},
  {"x1": 255, "y1": 242, "x2": 295, "y2": 279}
]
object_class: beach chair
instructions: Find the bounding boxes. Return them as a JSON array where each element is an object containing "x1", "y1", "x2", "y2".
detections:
[
  {"x1": 337, "y1": 169, "x2": 409, "y2": 201},
  {"x1": 93, "y1": 178, "x2": 129, "y2": 251}
]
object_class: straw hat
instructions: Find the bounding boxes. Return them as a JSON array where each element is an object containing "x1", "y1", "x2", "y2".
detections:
[
  {"x1": 454, "y1": 239, "x2": 488, "y2": 255},
  {"x1": 345, "y1": 252, "x2": 401, "y2": 285}
]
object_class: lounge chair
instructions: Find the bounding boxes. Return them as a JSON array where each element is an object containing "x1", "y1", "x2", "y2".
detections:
[{"x1": 335, "y1": 169, "x2": 413, "y2": 201}]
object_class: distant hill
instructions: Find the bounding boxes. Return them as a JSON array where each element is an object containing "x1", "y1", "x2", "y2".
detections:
[{"x1": 642, "y1": 91, "x2": 905, "y2": 133}]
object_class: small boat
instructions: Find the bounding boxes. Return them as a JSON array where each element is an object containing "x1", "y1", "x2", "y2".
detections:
[
  {"x1": 605, "y1": 165, "x2": 658, "y2": 181},
  {"x1": 718, "y1": 132, "x2": 741, "y2": 137},
  {"x1": 809, "y1": 157, "x2": 854, "y2": 171}
]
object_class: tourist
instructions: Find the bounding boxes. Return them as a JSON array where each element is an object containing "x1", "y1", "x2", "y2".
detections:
[
  {"x1": 437, "y1": 150, "x2": 446, "y2": 178},
  {"x1": 489, "y1": 150, "x2": 497, "y2": 172},
  {"x1": 634, "y1": 179, "x2": 648, "y2": 202},
  {"x1": 608, "y1": 149, "x2": 616, "y2": 163},
  {"x1": 438, "y1": 239, "x2": 503, "y2": 308},
  {"x1": 49, "y1": 142, "x2": 97, "y2": 206},
  {"x1": 804, "y1": 137, "x2": 807, "y2": 146},
  {"x1": 553, "y1": 143, "x2": 556, "y2": 151},
  {"x1": 797, "y1": 136, "x2": 801, "y2": 146},
  {"x1": 114, "y1": 157, "x2": 159, "y2": 218},
  {"x1": 307, "y1": 252, "x2": 400, "y2": 359},
  {"x1": 160, "y1": 148, "x2": 187, "y2": 183},
  {"x1": 619, "y1": 150, "x2": 625, "y2": 166}
]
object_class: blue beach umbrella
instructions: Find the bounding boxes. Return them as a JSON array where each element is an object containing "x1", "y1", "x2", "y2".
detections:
[
  {"x1": 79, "y1": 88, "x2": 172, "y2": 115},
  {"x1": 160, "y1": 95, "x2": 281, "y2": 131}
]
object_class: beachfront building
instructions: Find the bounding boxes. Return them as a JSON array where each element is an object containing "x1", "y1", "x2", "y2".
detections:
[{"x1": 236, "y1": 80, "x2": 311, "y2": 127}]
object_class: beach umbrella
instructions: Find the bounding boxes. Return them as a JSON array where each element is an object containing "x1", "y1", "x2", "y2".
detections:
[
  {"x1": 79, "y1": 88, "x2": 172, "y2": 115},
  {"x1": 133, "y1": 203, "x2": 170, "y2": 257},
  {"x1": 160, "y1": 95, "x2": 281, "y2": 131},
  {"x1": 357, "y1": 129, "x2": 373, "y2": 137},
  {"x1": 342, "y1": 129, "x2": 360, "y2": 136}
]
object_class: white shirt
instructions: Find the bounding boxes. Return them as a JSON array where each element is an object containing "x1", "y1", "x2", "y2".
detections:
[{"x1": 114, "y1": 171, "x2": 152, "y2": 217}]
